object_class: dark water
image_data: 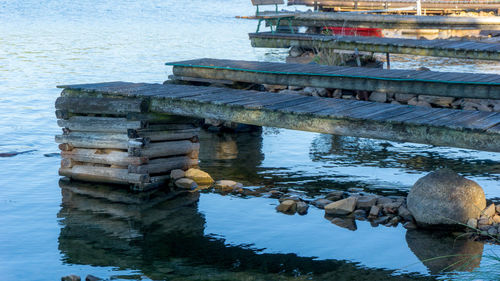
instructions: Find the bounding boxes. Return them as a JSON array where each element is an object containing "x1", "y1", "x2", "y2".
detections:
[{"x1": 1, "y1": 0, "x2": 500, "y2": 280}]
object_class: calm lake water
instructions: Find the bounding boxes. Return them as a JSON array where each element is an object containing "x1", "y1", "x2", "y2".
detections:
[{"x1": 1, "y1": 0, "x2": 500, "y2": 280}]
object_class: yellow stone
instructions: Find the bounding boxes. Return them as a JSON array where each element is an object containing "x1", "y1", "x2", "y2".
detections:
[{"x1": 184, "y1": 168, "x2": 214, "y2": 185}]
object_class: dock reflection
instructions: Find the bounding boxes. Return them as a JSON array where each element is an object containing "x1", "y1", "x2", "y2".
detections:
[{"x1": 57, "y1": 178, "x2": 480, "y2": 280}]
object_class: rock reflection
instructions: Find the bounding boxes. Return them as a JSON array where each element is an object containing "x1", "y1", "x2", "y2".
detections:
[
  {"x1": 199, "y1": 130, "x2": 265, "y2": 183},
  {"x1": 406, "y1": 230, "x2": 483, "y2": 275},
  {"x1": 57, "y1": 178, "x2": 434, "y2": 280}
]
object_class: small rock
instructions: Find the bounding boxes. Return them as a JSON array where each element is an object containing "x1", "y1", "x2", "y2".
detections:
[
  {"x1": 467, "y1": 218, "x2": 478, "y2": 229},
  {"x1": 369, "y1": 205, "x2": 381, "y2": 218},
  {"x1": 356, "y1": 196, "x2": 377, "y2": 209},
  {"x1": 264, "y1": 84, "x2": 287, "y2": 92},
  {"x1": 325, "y1": 191, "x2": 345, "y2": 201},
  {"x1": 368, "y1": 91, "x2": 387, "y2": 103},
  {"x1": 395, "y1": 93, "x2": 417, "y2": 103},
  {"x1": 488, "y1": 227, "x2": 498, "y2": 236},
  {"x1": 61, "y1": 275, "x2": 81, "y2": 281},
  {"x1": 170, "y1": 169, "x2": 185, "y2": 181},
  {"x1": 312, "y1": 198, "x2": 333, "y2": 209},
  {"x1": 373, "y1": 216, "x2": 389, "y2": 224},
  {"x1": 479, "y1": 224, "x2": 491, "y2": 231},
  {"x1": 85, "y1": 275, "x2": 103, "y2": 281},
  {"x1": 276, "y1": 200, "x2": 297, "y2": 214},
  {"x1": 279, "y1": 196, "x2": 301, "y2": 203},
  {"x1": 418, "y1": 95, "x2": 455, "y2": 107},
  {"x1": 268, "y1": 190, "x2": 283, "y2": 198},
  {"x1": 377, "y1": 197, "x2": 393, "y2": 205},
  {"x1": 478, "y1": 217, "x2": 492, "y2": 225},
  {"x1": 483, "y1": 203, "x2": 496, "y2": 217},
  {"x1": 416, "y1": 67, "x2": 431, "y2": 71},
  {"x1": 185, "y1": 168, "x2": 214, "y2": 185},
  {"x1": 403, "y1": 221, "x2": 418, "y2": 229},
  {"x1": 407, "y1": 97, "x2": 418, "y2": 106},
  {"x1": 388, "y1": 216, "x2": 400, "y2": 226},
  {"x1": 175, "y1": 178, "x2": 198, "y2": 190},
  {"x1": 289, "y1": 46, "x2": 304, "y2": 57},
  {"x1": 415, "y1": 100, "x2": 432, "y2": 108},
  {"x1": 493, "y1": 215, "x2": 500, "y2": 224},
  {"x1": 332, "y1": 89, "x2": 342, "y2": 98},
  {"x1": 353, "y1": 209, "x2": 367, "y2": 218},
  {"x1": 215, "y1": 180, "x2": 243, "y2": 190},
  {"x1": 325, "y1": 197, "x2": 358, "y2": 215},
  {"x1": 296, "y1": 201, "x2": 309, "y2": 215},
  {"x1": 398, "y1": 206, "x2": 413, "y2": 221},
  {"x1": 383, "y1": 202, "x2": 401, "y2": 215}
]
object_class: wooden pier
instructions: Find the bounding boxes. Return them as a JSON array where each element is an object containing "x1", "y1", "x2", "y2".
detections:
[
  {"x1": 57, "y1": 81, "x2": 500, "y2": 155},
  {"x1": 249, "y1": 32, "x2": 500, "y2": 61},
  {"x1": 287, "y1": 0, "x2": 500, "y2": 14},
  {"x1": 166, "y1": 58, "x2": 500, "y2": 98},
  {"x1": 256, "y1": 12, "x2": 500, "y2": 30}
]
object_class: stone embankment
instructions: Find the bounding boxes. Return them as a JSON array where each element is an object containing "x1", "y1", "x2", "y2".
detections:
[{"x1": 263, "y1": 83, "x2": 500, "y2": 113}]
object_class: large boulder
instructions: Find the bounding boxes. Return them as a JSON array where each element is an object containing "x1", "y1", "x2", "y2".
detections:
[{"x1": 407, "y1": 169, "x2": 486, "y2": 227}]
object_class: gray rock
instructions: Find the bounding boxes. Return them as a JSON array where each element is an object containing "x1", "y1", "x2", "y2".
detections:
[
  {"x1": 289, "y1": 46, "x2": 304, "y2": 57},
  {"x1": 62, "y1": 276, "x2": 81, "y2": 281},
  {"x1": 85, "y1": 275, "x2": 103, "y2": 281},
  {"x1": 418, "y1": 95, "x2": 455, "y2": 107},
  {"x1": 483, "y1": 203, "x2": 496, "y2": 217},
  {"x1": 332, "y1": 89, "x2": 342, "y2": 98},
  {"x1": 488, "y1": 227, "x2": 498, "y2": 236},
  {"x1": 324, "y1": 197, "x2": 357, "y2": 215},
  {"x1": 312, "y1": 198, "x2": 333, "y2": 209},
  {"x1": 296, "y1": 201, "x2": 309, "y2": 215},
  {"x1": 383, "y1": 202, "x2": 402, "y2": 215},
  {"x1": 304, "y1": 87, "x2": 328, "y2": 97},
  {"x1": 368, "y1": 205, "x2": 381, "y2": 218},
  {"x1": 398, "y1": 206, "x2": 413, "y2": 221},
  {"x1": 175, "y1": 178, "x2": 198, "y2": 190},
  {"x1": 407, "y1": 169, "x2": 486, "y2": 227},
  {"x1": 388, "y1": 216, "x2": 400, "y2": 226},
  {"x1": 407, "y1": 97, "x2": 418, "y2": 106},
  {"x1": 353, "y1": 209, "x2": 367, "y2": 218},
  {"x1": 376, "y1": 197, "x2": 393, "y2": 205},
  {"x1": 356, "y1": 196, "x2": 377, "y2": 209},
  {"x1": 276, "y1": 200, "x2": 297, "y2": 214},
  {"x1": 395, "y1": 93, "x2": 417, "y2": 103},
  {"x1": 467, "y1": 218, "x2": 478, "y2": 229},
  {"x1": 170, "y1": 169, "x2": 185, "y2": 181},
  {"x1": 416, "y1": 100, "x2": 432, "y2": 108},
  {"x1": 373, "y1": 216, "x2": 389, "y2": 224},
  {"x1": 264, "y1": 84, "x2": 287, "y2": 92},
  {"x1": 215, "y1": 180, "x2": 243, "y2": 192},
  {"x1": 278, "y1": 89, "x2": 303, "y2": 95},
  {"x1": 368, "y1": 91, "x2": 387, "y2": 103},
  {"x1": 478, "y1": 217, "x2": 492, "y2": 225},
  {"x1": 325, "y1": 191, "x2": 345, "y2": 201}
]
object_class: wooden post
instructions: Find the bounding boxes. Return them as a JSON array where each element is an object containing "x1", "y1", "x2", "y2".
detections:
[
  {"x1": 55, "y1": 93, "x2": 202, "y2": 191},
  {"x1": 386, "y1": 52, "x2": 391, "y2": 69},
  {"x1": 416, "y1": 0, "x2": 422, "y2": 16}
]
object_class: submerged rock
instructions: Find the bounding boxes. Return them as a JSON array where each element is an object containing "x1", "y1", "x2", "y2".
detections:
[
  {"x1": 296, "y1": 201, "x2": 309, "y2": 215},
  {"x1": 175, "y1": 178, "x2": 198, "y2": 190},
  {"x1": 215, "y1": 180, "x2": 243, "y2": 191},
  {"x1": 61, "y1": 275, "x2": 81, "y2": 281},
  {"x1": 312, "y1": 198, "x2": 333, "y2": 209},
  {"x1": 356, "y1": 196, "x2": 377, "y2": 210},
  {"x1": 407, "y1": 169, "x2": 486, "y2": 227},
  {"x1": 184, "y1": 168, "x2": 214, "y2": 185},
  {"x1": 328, "y1": 216, "x2": 357, "y2": 231},
  {"x1": 324, "y1": 197, "x2": 357, "y2": 215}
]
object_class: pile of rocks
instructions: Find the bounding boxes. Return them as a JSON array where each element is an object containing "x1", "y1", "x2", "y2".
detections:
[
  {"x1": 466, "y1": 203, "x2": 500, "y2": 238},
  {"x1": 275, "y1": 189, "x2": 417, "y2": 230},
  {"x1": 262, "y1": 85, "x2": 500, "y2": 113}
]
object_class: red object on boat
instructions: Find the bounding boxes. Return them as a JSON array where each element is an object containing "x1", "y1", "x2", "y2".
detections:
[{"x1": 323, "y1": 27, "x2": 383, "y2": 37}]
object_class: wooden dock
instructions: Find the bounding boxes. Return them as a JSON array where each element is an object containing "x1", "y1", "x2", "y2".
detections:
[
  {"x1": 166, "y1": 58, "x2": 500, "y2": 99},
  {"x1": 249, "y1": 32, "x2": 500, "y2": 61},
  {"x1": 259, "y1": 12, "x2": 500, "y2": 30},
  {"x1": 287, "y1": 0, "x2": 500, "y2": 14},
  {"x1": 58, "y1": 82, "x2": 500, "y2": 153}
]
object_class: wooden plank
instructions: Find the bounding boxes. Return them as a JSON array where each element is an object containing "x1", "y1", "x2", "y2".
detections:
[
  {"x1": 252, "y1": 0, "x2": 284, "y2": 5},
  {"x1": 128, "y1": 156, "x2": 198, "y2": 174},
  {"x1": 59, "y1": 165, "x2": 149, "y2": 185},
  {"x1": 57, "y1": 116, "x2": 145, "y2": 133},
  {"x1": 55, "y1": 96, "x2": 148, "y2": 114},
  {"x1": 129, "y1": 140, "x2": 200, "y2": 158},
  {"x1": 128, "y1": 128, "x2": 199, "y2": 142},
  {"x1": 61, "y1": 148, "x2": 147, "y2": 166},
  {"x1": 56, "y1": 132, "x2": 129, "y2": 149}
]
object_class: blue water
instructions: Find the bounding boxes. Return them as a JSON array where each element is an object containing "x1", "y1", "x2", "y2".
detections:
[{"x1": 1, "y1": 0, "x2": 500, "y2": 280}]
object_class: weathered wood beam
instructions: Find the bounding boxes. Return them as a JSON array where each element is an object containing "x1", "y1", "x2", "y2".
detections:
[
  {"x1": 171, "y1": 65, "x2": 500, "y2": 99},
  {"x1": 57, "y1": 116, "x2": 145, "y2": 133},
  {"x1": 127, "y1": 128, "x2": 200, "y2": 141},
  {"x1": 55, "y1": 96, "x2": 148, "y2": 114},
  {"x1": 59, "y1": 165, "x2": 149, "y2": 185},
  {"x1": 128, "y1": 140, "x2": 200, "y2": 158},
  {"x1": 55, "y1": 132, "x2": 130, "y2": 149},
  {"x1": 128, "y1": 156, "x2": 198, "y2": 174},
  {"x1": 249, "y1": 33, "x2": 500, "y2": 61},
  {"x1": 61, "y1": 148, "x2": 147, "y2": 166}
]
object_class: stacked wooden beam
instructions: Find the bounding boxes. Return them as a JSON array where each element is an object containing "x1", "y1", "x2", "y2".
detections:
[{"x1": 55, "y1": 95, "x2": 200, "y2": 191}]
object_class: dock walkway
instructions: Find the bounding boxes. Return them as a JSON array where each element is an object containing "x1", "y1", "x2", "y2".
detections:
[
  {"x1": 59, "y1": 82, "x2": 500, "y2": 152},
  {"x1": 166, "y1": 58, "x2": 500, "y2": 99},
  {"x1": 249, "y1": 32, "x2": 500, "y2": 61}
]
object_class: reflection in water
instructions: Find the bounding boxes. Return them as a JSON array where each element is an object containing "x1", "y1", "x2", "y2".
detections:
[
  {"x1": 406, "y1": 230, "x2": 483, "y2": 275},
  {"x1": 58, "y1": 178, "x2": 441, "y2": 280}
]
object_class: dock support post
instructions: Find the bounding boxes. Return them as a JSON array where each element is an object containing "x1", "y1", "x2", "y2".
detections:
[
  {"x1": 386, "y1": 52, "x2": 391, "y2": 69},
  {"x1": 416, "y1": 0, "x2": 422, "y2": 15},
  {"x1": 55, "y1": 94, "x2": 201, "y2": 191}
]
